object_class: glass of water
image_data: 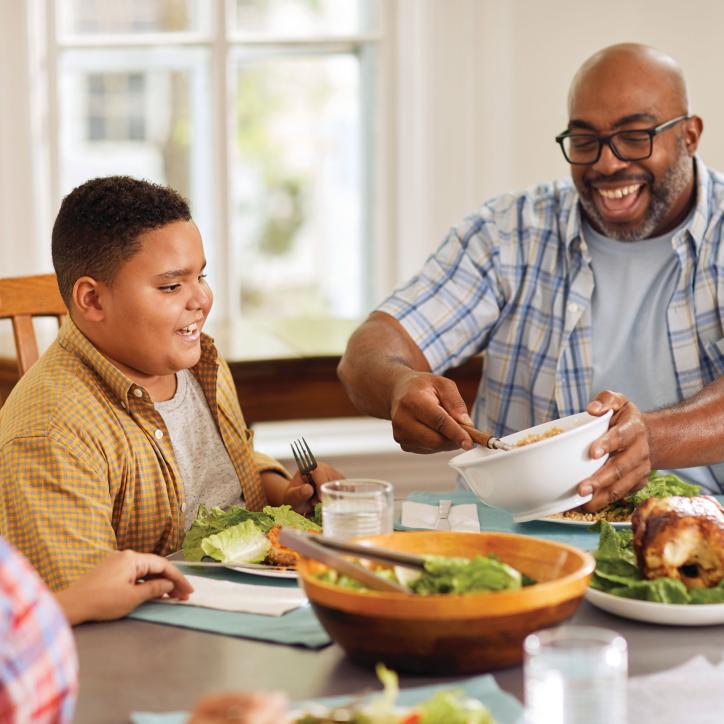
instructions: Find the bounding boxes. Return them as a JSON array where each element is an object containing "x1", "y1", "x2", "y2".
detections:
[
  {"x1": 524, "y1": 625, "x2": 628, "y2": 724},
  {"x1": 320, "y1": 479, "x2": 394, "y2": 539}
]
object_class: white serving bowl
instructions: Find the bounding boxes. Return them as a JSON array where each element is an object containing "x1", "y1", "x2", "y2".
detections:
[{"x1": 449, "y1": 410, "x2": 613, "y2": 521}]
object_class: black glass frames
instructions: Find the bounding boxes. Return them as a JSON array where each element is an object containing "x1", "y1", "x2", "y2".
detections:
[{"x1": 555, "y1": 114, "x2": 690, "y2": 165}]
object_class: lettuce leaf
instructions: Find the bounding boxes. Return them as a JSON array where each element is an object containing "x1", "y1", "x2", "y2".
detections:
[
  {"x1": 263, "y1": 505, "x2": 322, "y2": 532},
  {"x1": 598, "y1": 470, "x2": 700, "y2": 519},
  {"x1": 182, "y1": 504, "x2": 274, "y2": 560},
  {"x1": 199, "y1": 519, "x2": 271, "y2": 563},
  {"x1": 418, "y1": 690, "x2": 494, "y2": 724},
  {"x1": 411, "y1": 554, "x2": 522, "y2": 596},
  {"x1": 625, "y1": 471, "x2": 700, "y2": 507}
]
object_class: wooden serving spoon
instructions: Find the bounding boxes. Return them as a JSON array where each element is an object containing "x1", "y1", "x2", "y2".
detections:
[{"x1": 460, "y1": 423, "x2": 512, "y2": 451}]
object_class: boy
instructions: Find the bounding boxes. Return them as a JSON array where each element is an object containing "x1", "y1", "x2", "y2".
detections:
[{"x1": 0, "y1": 176, "x2": 341, "y2": 590}]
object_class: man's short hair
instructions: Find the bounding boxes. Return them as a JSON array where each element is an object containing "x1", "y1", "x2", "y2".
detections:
[{"x1": 51, "y1": 176, "x2": 191, "y2": 307}]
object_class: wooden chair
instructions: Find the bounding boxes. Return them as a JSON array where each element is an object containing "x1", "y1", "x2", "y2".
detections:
[{"x1": 0, "y1": 274, "x2": 67, "y2": 376}]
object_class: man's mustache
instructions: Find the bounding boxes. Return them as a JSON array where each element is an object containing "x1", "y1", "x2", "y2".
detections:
[{"x1": 583, "y1": 171, "x2": 653, "y2": 189}]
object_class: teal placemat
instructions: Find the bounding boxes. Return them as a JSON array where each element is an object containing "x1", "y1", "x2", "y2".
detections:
[
  {"x1": 131, "y1": 671, "x2": 523, "y2": 724},
  {"x1": 128, "y1": 566, "x2": 331, "y2": 649},
  {"x1": 407, "y1": 490, "x2": 724, "y2": 551},
  {"x1": 407, "y1": 489, "x2": 599, "y2": 550}
]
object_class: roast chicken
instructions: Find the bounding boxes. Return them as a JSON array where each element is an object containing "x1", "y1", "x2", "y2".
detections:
[{"x1": 632, "y1": 496, "x2": 724, "y2": 589}]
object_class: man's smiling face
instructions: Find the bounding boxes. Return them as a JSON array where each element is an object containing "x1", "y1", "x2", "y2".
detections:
[{"x1": 567, "y1": 46, "x2": 702, "y2": 241}]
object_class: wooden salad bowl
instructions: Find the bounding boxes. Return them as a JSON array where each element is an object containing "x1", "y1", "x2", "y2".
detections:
[{"x1": 296, "y1": 530, "x2": 594, "y2": 675}]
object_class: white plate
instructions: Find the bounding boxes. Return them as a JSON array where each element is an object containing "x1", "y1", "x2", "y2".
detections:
[
  {"x1": 585, "y1": 587, "x2": 724, "y2": 626},
  {"x1": 227, "y1": 562, "x2": 297, "y2": 580},
  {"x1": 533, "y1": 516, "x2": 631, "y2": 528}
]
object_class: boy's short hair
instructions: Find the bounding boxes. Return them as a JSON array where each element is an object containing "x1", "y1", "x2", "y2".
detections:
[{"x1": 51, "y1": 176, "x2": 191, "y2": 307}]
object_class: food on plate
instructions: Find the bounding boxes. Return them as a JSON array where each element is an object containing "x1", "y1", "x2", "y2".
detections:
[
  {"x1": 267, "y1": 525, "x2": 302, "y2": 567},
  {"x1": 632, "y1": 496, "x2": 724, "y2": 588},
  {"x1": 590, "y1": 515, "x2": 724, "y2": 604},
  {"x1": 548, "y1": 470, "x2": 700, "y2": 523},
  {"x1": 317, "y1": 553, "x2": 534, "y2": 596},
  {"x1": 513, "y1": 426, "x2": 563, "y2": 447},
  {"x1": 295, "y1": 663, "x2": 494, "y2": 723},
  {"x1": 182, "y1": 504, "x2": 321, "y2": 566}
]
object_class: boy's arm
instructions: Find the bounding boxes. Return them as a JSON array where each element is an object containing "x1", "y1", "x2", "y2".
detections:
[{"x1": 0, "y1": 435, "x2": 116, "y2": 592}]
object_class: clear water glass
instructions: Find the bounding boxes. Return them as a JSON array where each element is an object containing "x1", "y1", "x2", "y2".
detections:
[
  {"x1": 321, "y1": 479, "x2": 394, "y2": 539},
  {"x1": 524, "y1": 625, "x2": 628, "y2": 724}
]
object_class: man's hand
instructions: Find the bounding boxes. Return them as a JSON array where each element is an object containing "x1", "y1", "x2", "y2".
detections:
[
  {"x1": 189, "y1": 692, "x2": 289, "y2": 724},
  {"x1": 55, "y1": 550, "x2": 193, "y2": 625},
  {"x1": 577, "y1": 390, "x2": 651, "y2": 511},
  {"x1": 262, "y1": 462, "x2": 345, "y2": 516},
  {"x1": 390, "y1": 369, "x2": 474, "y2": 453}
]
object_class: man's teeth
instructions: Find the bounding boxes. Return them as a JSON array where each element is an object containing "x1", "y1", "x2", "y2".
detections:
[{"x1": 597, "y1": 184, "x2": 642, "y2": 200}]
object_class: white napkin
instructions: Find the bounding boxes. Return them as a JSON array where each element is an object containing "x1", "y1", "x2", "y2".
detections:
[
  {"x1": 401, "y1": 501, "x2": 480, "y2": 532},
  {"x1": 627, "y1": 656, "x2": 724, "y2": 723},
  {"x1": 158, "y1": 575, "x2": 308, "y2": 616}
]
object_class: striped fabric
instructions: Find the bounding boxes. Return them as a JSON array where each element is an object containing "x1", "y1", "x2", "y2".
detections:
[
  {"x1": 0, "y1": 319, "x2": 286, "y2": 591},
  {"x1": 0, "y1": 537, "x2": 77, "y2": 722},
  {"x1": 379, "y1": 157, "x2": 724, "y2": 488}
]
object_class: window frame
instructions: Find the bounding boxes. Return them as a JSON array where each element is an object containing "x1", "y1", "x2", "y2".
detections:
[{"x1": 42, "y1": 0, "x2": 394, "y2": 321}]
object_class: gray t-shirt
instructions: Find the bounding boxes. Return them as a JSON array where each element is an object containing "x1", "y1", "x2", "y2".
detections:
[
  {"x1": 584, "y1": 213, "x2": 718, "y2": 491},
  {"x1": 155, "y1": 369, "x2": 244, "y2": 529}
]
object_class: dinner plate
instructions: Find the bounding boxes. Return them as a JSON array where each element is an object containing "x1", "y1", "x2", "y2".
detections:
[
  {"x1": 535, "y1": 516, "x2": 631, "y2": 528},
  {"x1": 585, "y1": 587, "x2": 724, "y2": 626},
  {"x1": 227, "y1": 562, "x2": 298, "y2": 580}
]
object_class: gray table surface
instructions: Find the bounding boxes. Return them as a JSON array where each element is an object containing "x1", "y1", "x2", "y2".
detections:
[{"x1": 73, "y1": 598, "x2": 724, "y2": 723}]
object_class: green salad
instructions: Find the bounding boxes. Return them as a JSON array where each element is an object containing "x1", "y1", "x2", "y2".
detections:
[
  {"x1": 295, "y1": 664, "x2": 494, "y2": 724},
  {"x1": 182, "y1": 503, "x2": 320, "y2": 563},
  {"x1": 591, "y1": 520, "x2": 724, "y2": 604},
  {"x1": 318, "y1": 554, "x2": 533, "y2": 596},
  {"x1": 601, "y1": 471, "x2": 700, "y2": 518}
]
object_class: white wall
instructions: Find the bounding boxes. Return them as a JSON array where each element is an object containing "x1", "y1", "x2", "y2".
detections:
[{"x1": 392, "y1": 0, "x2": 724, "y2": 282}]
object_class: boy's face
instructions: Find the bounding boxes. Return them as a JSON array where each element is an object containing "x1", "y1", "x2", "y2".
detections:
[{"x1": 90, "y1": 219, "x2": 213, "y2": 382}]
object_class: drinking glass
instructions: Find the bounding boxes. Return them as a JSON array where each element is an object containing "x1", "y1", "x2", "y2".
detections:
[
  {"x1": 320, "y1": 479, "x2": 394, "y2": 539},
  {"x1": 524, "y1": 625, "x2": 628, "y2": 724}
]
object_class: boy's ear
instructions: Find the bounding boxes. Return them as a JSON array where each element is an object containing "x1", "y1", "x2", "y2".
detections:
[{"x1": 72, "y1": 276, "x2": 106, "y2": 322}]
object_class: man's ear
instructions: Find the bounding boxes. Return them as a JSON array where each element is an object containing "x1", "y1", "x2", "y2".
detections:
[
  {"x1": 684, "y1": 115, "x2": 704, "y2": 155},
  {"x1": 72, "y1": 276, "x2": 106, "y2": 322}
]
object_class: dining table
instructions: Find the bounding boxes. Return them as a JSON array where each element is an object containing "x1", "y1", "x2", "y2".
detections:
[{"x1": 72, "y1": 490, "x2": 724, "y2": 724}]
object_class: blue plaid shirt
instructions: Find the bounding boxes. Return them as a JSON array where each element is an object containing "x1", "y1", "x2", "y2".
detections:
[{"x1": 379, "y1": 157, "x2": 724, "y2": 487}]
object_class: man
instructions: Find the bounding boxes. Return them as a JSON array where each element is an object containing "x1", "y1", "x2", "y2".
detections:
[
  {"x1": 0, "y1": 176, "x2": 342, "y2": 590},
  {"x1": 339, "y1": 43, "x2": 724, "y2": 511}
]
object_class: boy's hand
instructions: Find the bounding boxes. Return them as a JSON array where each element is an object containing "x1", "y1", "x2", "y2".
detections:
[
  {"x1": 284, "y1": 462, "x2": 345, "y2": 515},
  {"x1": 261, "y1": 463, "x2": 345, "y2": 515},
  {"x1": 55, "y1": 550, "x2": 193, "y2": 625}
]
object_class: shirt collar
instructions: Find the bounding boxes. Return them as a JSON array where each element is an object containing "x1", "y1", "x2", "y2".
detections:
[
  {"x1": 57, "y1": 318, "x2": 218, "y2": 408},
  {"x1": 565, "y1": 155, "x2": 710, "y2": 252}
]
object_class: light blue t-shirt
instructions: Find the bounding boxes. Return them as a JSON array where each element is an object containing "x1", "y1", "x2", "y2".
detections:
[{"x1": 584, "y1": 213, "x2": 718, "y2": 492}]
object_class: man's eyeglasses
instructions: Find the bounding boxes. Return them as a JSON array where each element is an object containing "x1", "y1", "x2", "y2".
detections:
[{"x1": 555, "y1": 114, "x2": 690, "y2": 165}]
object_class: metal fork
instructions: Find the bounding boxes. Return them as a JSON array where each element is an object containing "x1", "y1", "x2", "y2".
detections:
[{"x1": 290, "y1": 436, "x2": 318, "y2": 489}]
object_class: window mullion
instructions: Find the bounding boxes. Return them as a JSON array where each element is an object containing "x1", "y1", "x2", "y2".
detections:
[
  {"x1": 45, "y1": 0, "x2": 60, "y2": 215},
  {"x1": 212, "y1": 0, "x2": 232, "y2": 321}
]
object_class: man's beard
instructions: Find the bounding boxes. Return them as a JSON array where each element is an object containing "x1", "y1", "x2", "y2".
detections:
[{"x1": 578, "y1": 140, "x2": 693, "y2": 241}]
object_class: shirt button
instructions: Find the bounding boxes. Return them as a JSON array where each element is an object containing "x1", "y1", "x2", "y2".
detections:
[
  {"x1": 133, "y1": 388, "x2": 143, "y2": 398},
  {"x1": 181, "y1": 502, "x2": 187, "y2": 513},
  {"x1": 120, "y1": 401, "x2": 127, "y2": 409},
  {"x1": 567, "y1": 302, "x2": 579, "y2": 314},
  {"x1": 154, "y1": 429, "x2": 164, "y2": 439}
]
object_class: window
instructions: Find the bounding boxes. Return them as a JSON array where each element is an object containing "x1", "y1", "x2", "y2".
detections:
[{"x1": 48, "y1": 0, "x2": 382, "y2": 320}]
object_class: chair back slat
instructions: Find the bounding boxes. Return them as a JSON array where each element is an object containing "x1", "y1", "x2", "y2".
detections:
[{"x1": 0, "y1": 274, "x2": 67, "y2": 376}]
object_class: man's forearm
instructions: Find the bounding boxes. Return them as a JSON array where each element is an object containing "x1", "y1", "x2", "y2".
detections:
[
  {"x1": 645, "y1": 376, "x2": 724, "y2": 469},
  {"x1": 337, "y1": 312, "x2": 430, "y2": 419}
]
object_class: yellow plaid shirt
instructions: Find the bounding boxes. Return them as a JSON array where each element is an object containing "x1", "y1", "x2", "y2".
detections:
[{"x1": 0, "y1": 320, "x2": 288, "y2": 591}]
